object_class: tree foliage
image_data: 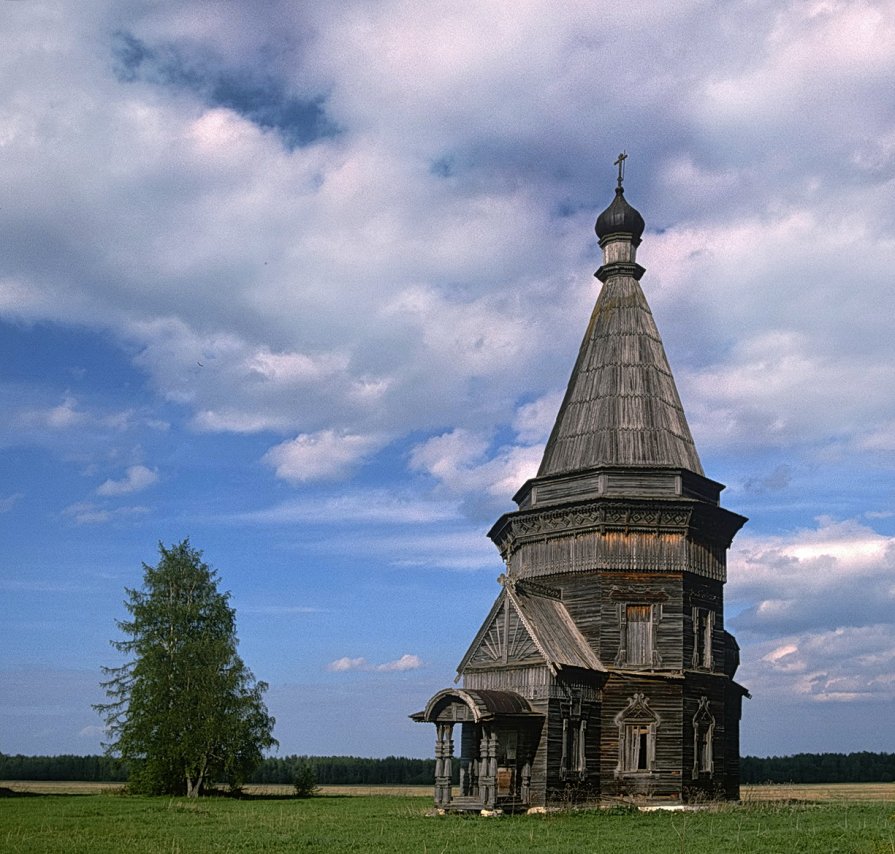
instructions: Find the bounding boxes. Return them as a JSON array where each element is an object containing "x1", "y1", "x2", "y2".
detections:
[
  {"x1": 741, "y1": 752, "x2": 895, "y2": 784},
  {"x1": 250, "y1": 755, "x2": 443, "y2": 785},
  {"x1": 95, "y1": 540, "x2": 276, "y2": 796},
  {"x1": 292, "y1": 759, "x2": 318, "y2": 798}
]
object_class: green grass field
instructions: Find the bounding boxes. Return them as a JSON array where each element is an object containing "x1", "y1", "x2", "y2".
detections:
[{"x1": 2, "y1": 785, "x2": 894, "y2": 853}]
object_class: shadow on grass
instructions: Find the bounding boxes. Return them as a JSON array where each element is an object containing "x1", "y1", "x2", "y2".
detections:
[
  {"x1": 0, "y1": 787, "x2": 47, "y2": 798},
  {"x1": 0, "y1": 785, "x2": 349, "y2": 802},
  {"x1": 226, "y1": 791, "x2": 350, "y2": 801}
]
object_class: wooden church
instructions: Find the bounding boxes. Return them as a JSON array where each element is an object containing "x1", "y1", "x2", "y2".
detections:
[{"x1": 412, "y1": 158, "x2": 749, "y2": 810}]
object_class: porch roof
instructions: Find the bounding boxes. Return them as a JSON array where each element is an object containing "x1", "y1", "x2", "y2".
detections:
[{"x1": 410, "y1": 687, "x2": 543, "y2": 724}]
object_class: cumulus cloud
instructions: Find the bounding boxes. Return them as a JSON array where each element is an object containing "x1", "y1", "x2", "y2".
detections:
[
  {"x1": 96, "y1": 465, "x2": 158, "y2": 496},
  {"x1": 4, "y1": 0, "x2": 895, "y2": 496},
  {"x1": 327, "y1": 654, "x2": 423, "y2": 673},
  {"x1": 327, "y1": 656, "x2": 367, "y2": 673},
  {"x1": 375, "y1": 654, "x2": 423, "y2": 672},
  {"x1": 729, "y1": 517, "x2": 895, "y2": 706},
  {"x1": 743, "y1": 625, "x2": 895, "y2": 704},
  {"x1": 408, "y1": 394, "x2": 556, "y2": 515},
  {"x1": 263, "y1": 431, "x2": 385, "y2": 483}
]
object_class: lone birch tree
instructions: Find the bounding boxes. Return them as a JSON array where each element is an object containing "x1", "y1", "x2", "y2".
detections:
[{"x1": 96, "y1": 539, "x2": 276, "y2": 796}]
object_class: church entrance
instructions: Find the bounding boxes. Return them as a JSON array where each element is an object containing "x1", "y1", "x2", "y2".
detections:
[{"x1": 411, "y1": 688, "x2": 543, "y2": 811}]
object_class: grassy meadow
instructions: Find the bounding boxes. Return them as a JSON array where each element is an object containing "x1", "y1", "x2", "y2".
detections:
[{"x1": 2, "y1": 783, "x2": 894, "y2": 853}]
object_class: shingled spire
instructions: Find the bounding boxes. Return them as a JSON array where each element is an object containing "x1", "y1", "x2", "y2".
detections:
[{"x1": 538, "y1": 161, "x2": 703, "y2": 478}]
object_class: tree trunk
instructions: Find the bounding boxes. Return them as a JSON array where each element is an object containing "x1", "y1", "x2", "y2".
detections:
[{"x1": 186, "y1": 756, "x2": 208, "y2": 797}]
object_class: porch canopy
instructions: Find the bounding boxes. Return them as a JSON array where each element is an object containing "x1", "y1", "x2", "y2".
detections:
[
  {"x1": 411, "y1": 687, "x2": 539, "y2": 724},
  {"x1": 412, "y1": 688, "x2": 543, "y2": 810}
]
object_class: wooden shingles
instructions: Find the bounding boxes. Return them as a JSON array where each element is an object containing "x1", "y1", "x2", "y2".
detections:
[
  {"x1": 539, "y1": 276, "x2": 703, "y2": 477},
  {"x1": 509, "y1": 584, "x2": 605, "y2": 674}
]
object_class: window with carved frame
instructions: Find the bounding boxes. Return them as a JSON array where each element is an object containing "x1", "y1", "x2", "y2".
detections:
[
  {"x1": 615, "y1": 693, "x2": 659, "y2": 775},
  {"x1": 560, "y1": 699, "x2": 589, "y2": 780},
  {"x1": 693, "y1": 697, "x2": 715, "y2": 776},
  {"x1": 617, "y1": 603, "x2": 661, "y2": 668},
  {"x1": 692, "y1": 607, "x2": 714, "y2": 670}
]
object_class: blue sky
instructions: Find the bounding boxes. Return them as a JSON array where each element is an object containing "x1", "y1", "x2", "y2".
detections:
[{"x1": 3, "y1": 0, "x2": 895, "y2": 760}]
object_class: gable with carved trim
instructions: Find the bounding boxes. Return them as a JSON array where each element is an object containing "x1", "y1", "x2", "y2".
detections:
[{"x1": 465, "y1": 599, "x2": 542, "y2": 668}]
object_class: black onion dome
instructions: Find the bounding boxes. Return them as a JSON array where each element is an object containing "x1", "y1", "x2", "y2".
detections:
[{"x1": 595, "y1": 187, "x2": 645, "y2": 243}]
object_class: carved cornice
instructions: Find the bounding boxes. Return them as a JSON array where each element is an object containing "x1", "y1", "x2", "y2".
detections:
[{"x1": 491, "y1": 499, "x2": 695, "y2": 560}]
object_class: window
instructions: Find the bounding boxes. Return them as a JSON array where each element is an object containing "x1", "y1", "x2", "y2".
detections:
[
  {"x1": 560, "y1": 705, "x2": 588, "y2": 780},
  {"x1": 693, "y1": 697, "x2": 715, "y2": 776},
  {"x1": 692, "y1": 608, "x2": 714, "y2": 669},
  {"x1": 623, "y1": 723, "x2": 653, "y2": 771},
  {"x1": 615, "y1": 693, "x2": 659, "y2": 775},
  {"x1": 618, "y1": 603, "x2": 660, "y2": 667}
]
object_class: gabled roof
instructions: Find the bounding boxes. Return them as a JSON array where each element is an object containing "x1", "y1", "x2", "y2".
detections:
[
  {"x1": 538, "y1": 273, "x2": 704, "y2": 478},
  {"x1": 457, "y1": 582, "x2": 604, "y2": 677}
]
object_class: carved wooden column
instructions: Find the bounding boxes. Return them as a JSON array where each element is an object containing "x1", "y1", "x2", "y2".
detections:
[
  {"x1": 521, "y1": 759, "x2": 532, "y2": 805},
  {"x1": 488, "y1": 730, "x2": 499, "y2": 806},
  {"x1": 434, "y1": 723, "x2": 454, "y2": 806},
  {"x1": 479, "y1": 725, "x2": 498, "y2": 807}
]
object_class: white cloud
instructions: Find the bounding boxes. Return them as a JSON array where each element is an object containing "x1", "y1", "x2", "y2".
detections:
[
  {"x1": 375, "y1": 654, "x2": 423, "y2": 672},
  {"x1": 742, "y1": 625, "x2": 895, "y2": 704},
  {"x1": 512, "y1": 392, "x2": 564, "y2": 445},
  {"x1": 327, "y1": 656, "x2": 366, "y2": 672},
  {"x1": 729, "y1": 516, "x2": 895, "y2": 606},
  {"x1": 3, "y1": 0, "x2": 892, "y2": 492},
  {"x1": 729, "y1": 517, "x2": 895, "y2": 709},
  {"x1": 409, "y1": 427, "x2": 543, "y2": 504},
  {"x1": 327, "y1": 653, "x2": 423, "y2": 673},
  {"x1": 96, "y1": 465, "x2": 158, "y2": 496},
  {"x1": 263, "y1": 431, "x2": 385, "y2": 483}
]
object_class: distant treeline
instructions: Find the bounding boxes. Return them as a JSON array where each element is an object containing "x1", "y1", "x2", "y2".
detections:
[
  {"x1": 741, "y1": 752, "x2": 895, "y2": 784},
  {"x1": 3, "y1": 752, "x2": 893, "y2": 785},
  {"x1": 0, "y1": 754, "x2": 129, "y2": 782},
  {"x1": 249, "y1": 755, "x2": 437, "y2": 785},
  {"x1": 0, "y1": 753, "x2": 435, "y2": 785}
]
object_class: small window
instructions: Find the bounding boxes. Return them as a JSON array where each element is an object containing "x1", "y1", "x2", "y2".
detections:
[
  {"x1": 560, "y1": 717, "x2": 588, "y2": 780},
  {"x1": 625, "y1": 604, "x2": 654, "y2": 666},
  {"x1": 624, "y1": 723, "x2": 653, "y2": 771},
  {"x1": 692, "y1": 608, "x2": 714, "y2": 669},
  {"x1": 615, "y1": 693, "x2": 659, "y2": 775},
  {"x1": 693, "y1": 697, "x2": 715, "y2": 776}
]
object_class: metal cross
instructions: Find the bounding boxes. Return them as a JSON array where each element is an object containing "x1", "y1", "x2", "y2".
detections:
[{"x1": 614, "y1": 151, "x2": 627, "y2": 189}]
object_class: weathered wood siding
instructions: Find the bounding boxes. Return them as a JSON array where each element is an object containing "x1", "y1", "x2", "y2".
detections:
[
  {"x1": 463, "y1": 665, "x2": 553, "y2": 699},
  {"x1": 600, "y1": 674, "x2": 684, "y2": 799},
  {"x1": 681, "y1": 673, "x2": 729, "y2": 799},
  {"x1": 723, "y1": 684, "x2": 743, "y2": 799},
  {"x1": 683, "y1": 575, "x2": 725, "y2": 673},
  {"x1": 554, "y1": 573, "x2": 603, "y2": 651},
  {"x1": 600, "y1": 571, "x2": 684, "y2": 670}
]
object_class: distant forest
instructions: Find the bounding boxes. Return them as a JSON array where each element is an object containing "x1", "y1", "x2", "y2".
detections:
[
  {"x1": 740, "y1": 752, "x2": 895, "y2": 784},
  {"x1": 1, "y1": 752, "x2": 893, "y2": 785}
]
